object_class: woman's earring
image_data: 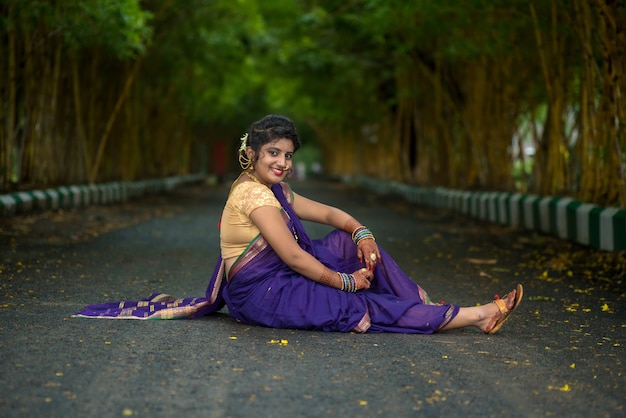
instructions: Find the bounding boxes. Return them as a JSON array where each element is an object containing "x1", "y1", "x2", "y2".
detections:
[{"x1": 239, "y1": 152, "x2": 251, "y2": 170}]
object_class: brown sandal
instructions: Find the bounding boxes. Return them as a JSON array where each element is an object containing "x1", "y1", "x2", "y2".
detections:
[{"x1": 485, "y1": 284, "x2": 524, "y2": 334}]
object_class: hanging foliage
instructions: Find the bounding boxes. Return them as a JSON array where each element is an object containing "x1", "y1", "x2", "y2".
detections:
[{"x1": 1, "y1": 0, "x2": 625, "y2": 207}]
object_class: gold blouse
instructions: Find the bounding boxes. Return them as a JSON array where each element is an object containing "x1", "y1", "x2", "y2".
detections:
[{"x1": 220, "y1": 181, "x2": 282, "y2": 259}]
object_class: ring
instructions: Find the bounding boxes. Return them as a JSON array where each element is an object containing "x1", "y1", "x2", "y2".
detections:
[
  {"x1": 360, "y1": 268, "x2": 368, "y2": 273},
  {"x1": 370, "y1": 253, "x2": 377, "y2": 262}
]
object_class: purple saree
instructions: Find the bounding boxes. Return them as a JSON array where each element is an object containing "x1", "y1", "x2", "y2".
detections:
[{"x1": 74, "y1": 183, "x2": 459, "y2": 333}]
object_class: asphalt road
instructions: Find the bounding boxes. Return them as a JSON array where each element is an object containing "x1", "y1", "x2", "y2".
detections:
[{"x1": 1, "y1": 179, "x2": 624, "y2": 418}]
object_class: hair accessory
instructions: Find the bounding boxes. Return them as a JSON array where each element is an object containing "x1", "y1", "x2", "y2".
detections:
[
  {"x1": 238, "y1": 133, "x2": 248, "y2": 152},
  {"x1": 238, "y1": 133, "x2": 251, "y2": 170}
]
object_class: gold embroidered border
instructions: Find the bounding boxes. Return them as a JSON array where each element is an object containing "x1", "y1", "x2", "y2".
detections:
[
  {"x1": 209, "y1": 260, "x2": 225, "y2": 303},
  {"x1": 436, "y1": 305, "x2": 457, "y2": 331},
  {"x1": 227, "y1": 235, "x2": 268, "y2": 281},
  {"x1": 353, "y1": 310, "x2": 371, "y2": 333},
  {"x1": 227, "y1": 207, "x2": 291, "y2": 282}
]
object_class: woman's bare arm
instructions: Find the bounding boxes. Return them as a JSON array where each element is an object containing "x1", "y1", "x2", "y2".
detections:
[
  {"x1": 249, "y1": 205, "x2": 371, "y2": 290},
  {"x1": 291, "y1": 192, "x2": 381, "y2": 270},
  {"x1": 291, "y1": 192, "x2": 355, "y2": 230}
]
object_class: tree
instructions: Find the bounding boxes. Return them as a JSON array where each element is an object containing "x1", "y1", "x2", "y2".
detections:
[{"x1": 2, "y1": 0, "x2": 625, "y2": 207}]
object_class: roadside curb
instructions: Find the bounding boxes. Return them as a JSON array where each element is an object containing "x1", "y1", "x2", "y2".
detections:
[
  {"x1": 354, "y1": 176, "x2": 626, "y2": 252},
  {"x1": 0, "y1": 173, "x2": 205, "y2": 218}
]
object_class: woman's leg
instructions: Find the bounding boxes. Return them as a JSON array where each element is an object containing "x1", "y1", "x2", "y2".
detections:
[{"x1": 441, "y1": 286, "x2": 519, "y2": 332}]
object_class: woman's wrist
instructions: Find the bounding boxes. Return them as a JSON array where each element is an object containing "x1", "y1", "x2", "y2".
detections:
[
  {"x1": 351, "y1": 225, "x2": 375, "y2": 245},
  {"x1": 337, "y1": 272, "x2": 357, "y2": 292},
  {"x1": 319, "y1": 267, "x2": 356, "y2": 292},
  {"x1": 318, "y1": 267, "x2": 337, "y2": 287},
  {"x1": 343, "y1": 218, "x2": 362, "y2": 235}
]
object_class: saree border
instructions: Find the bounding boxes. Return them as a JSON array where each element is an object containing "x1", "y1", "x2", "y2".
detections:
[
  {"x1": 280, "y1": 182, "x2": 294, "y2": 205},
  {"x1": 436, "y1": 305, "x2": 458, "y2": 331},
  {"x1": 227, "y1": 234, "x2": 269, "y2": 281},
  {"x1": 353, "y1": 310, "x2": 372, "y2": 333},
  {"x1": 209, "y1": 260, "x2": 225, "y2": 304}
]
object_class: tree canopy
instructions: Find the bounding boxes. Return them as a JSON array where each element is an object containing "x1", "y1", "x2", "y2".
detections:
[{"x1": 1, "y1": 0, "x2": 625, "y2": 207}]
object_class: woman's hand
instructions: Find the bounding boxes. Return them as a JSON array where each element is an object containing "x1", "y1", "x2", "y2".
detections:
[
  {"x1": 352, "y1": 268, "x2": 373, "y2": 290},
  {"x1": 357, "y1": 238, "x2": 381, "y2": 272}
]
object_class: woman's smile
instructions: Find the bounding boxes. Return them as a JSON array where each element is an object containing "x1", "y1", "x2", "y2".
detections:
[
  {"x1": 271, "y1": 167, "x2": 286, "y2": 177},
  {"x1": 253, "y1": 138, "x2": 294, "y2": 184}
]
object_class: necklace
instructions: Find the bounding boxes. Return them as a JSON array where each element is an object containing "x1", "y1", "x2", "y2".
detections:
[{"x1": 244, "y1": 171, "x2": 266, "y2": 186}]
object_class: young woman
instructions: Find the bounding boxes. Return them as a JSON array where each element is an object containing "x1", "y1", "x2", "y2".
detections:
[{"x1": 75, "y1": 114, "x2": 523, "y2": 334}]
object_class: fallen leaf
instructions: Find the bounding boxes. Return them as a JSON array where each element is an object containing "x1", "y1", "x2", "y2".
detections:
[
  {"x1": 548, "y1": 384, "x2": 571, "y2": 392},
  {"x1": 546, "y1": 256, "x2": 571, "y2": 271},
  {"x1": 466, "y1": 258, "x2": 497, "y2": 265},
  {"x1": 528, "y1": 296, "x2": 555, "y2": 302}
]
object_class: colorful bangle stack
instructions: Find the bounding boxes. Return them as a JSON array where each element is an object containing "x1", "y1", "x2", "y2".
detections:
[
  {"x1": 351, "y1": 225, "x2": 375, "y2": 245},
  {"x1": 338, "y1": 272, "x2": 357, "y2": 292}
]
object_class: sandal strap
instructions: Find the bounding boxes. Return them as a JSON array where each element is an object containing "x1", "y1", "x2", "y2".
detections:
[{"x1": 494, "y1": 298, "x2": 508, "y2": 316}]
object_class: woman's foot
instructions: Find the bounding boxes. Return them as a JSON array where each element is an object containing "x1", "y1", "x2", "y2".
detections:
[{"x1": 481, "y1": 284, "x2": 524, "y2": 334}]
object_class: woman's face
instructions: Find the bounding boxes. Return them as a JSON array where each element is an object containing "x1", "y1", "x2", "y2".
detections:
[{"x1": 248, "y1": 138, "x2": 295, "y2": 185}]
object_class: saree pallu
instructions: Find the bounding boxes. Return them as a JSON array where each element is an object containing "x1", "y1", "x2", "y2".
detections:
[{"x1": 72, "y1": 257, "x2": 226, "y2": 319}]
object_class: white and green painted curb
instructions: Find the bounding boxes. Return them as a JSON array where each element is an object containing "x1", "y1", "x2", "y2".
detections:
[
  {"x1": 0, "y1": 174, "x2": 205, "y2": 219},
  {"x1": 354, "y1": 176, "x2": 626, "y2": 252}
]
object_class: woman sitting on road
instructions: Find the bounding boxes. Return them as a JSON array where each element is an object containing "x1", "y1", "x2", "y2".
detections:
[{"x1": 75, "y1": 114, "x2": 523, "y2": 334}]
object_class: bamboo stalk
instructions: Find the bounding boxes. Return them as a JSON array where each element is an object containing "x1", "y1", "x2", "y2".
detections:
[
  {"x1": 6, "y1": 17, "x2": 16, "y2": 186},
  {"x1": 529, "y1": 0, "x2": 553, "y2": 101},
  {"x1": 0, "y1": 11, "x2": 6, "y2": 189},
  {"x1": 87, "y1": 50, "x2": 101, "y2": 164},
  {"x1": 71, "y1": 54, "x2": 90, "y2": 181},
  {"x1": 89, "y1": 59, "x2": 142, "y2": 184}
]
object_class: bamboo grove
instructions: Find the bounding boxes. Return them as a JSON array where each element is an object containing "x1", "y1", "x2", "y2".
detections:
[{"x1": 1, "y1": 0, "x2": 625, "y2": 207}]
